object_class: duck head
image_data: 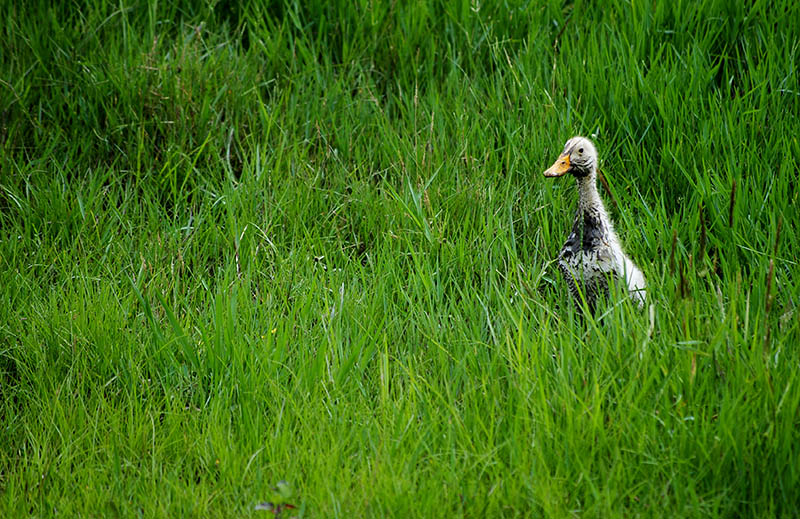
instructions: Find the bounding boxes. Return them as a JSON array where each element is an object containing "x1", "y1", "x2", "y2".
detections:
[{"x1": 543, "y1": 136, "x2": 597, "y2": 179}]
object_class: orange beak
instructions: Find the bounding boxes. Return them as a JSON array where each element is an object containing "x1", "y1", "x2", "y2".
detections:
[{"x1": 543, "y1": 154, "x2": 571, "y2": 177}]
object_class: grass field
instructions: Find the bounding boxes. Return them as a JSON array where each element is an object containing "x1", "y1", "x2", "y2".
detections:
[{"x1": 2, "y1": 1, "x2": 799, "y2": 517}]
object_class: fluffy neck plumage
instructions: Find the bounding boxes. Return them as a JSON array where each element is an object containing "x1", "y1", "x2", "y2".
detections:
[
  {"x1": 576, "y1": 168, "x2": 604, "y2": 213},
  {"x1": 574, "y1": 166, "x2": 620, "y2": 246}
]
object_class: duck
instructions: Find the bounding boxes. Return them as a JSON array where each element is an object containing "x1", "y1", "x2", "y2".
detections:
[{"x1": 543, "y1": 136, "x2": 646, "y2": 313}]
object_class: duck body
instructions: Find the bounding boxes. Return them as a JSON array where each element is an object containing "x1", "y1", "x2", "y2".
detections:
[{"x1": 544, "y1": 137, "x2": 646, "y2": 312}]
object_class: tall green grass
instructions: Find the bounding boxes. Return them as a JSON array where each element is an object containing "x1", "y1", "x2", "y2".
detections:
[{"x1": 1, "y1": 1, "x2": 799, "y2": 517}]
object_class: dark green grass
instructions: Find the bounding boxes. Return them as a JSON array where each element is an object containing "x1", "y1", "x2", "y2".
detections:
[{"x1": 2, "y1": 1, "x2": 799, "y2": 517}]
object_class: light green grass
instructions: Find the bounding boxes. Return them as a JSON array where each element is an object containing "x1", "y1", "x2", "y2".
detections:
[{"x1": 1, "y1": 1, "x2": 799, "y2": 517}]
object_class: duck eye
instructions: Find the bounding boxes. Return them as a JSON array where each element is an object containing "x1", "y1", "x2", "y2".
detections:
[{"x1": 578, "y1": 148, "x2": 584, "y2": 154}]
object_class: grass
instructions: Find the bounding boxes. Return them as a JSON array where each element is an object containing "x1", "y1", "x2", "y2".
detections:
[{"x1": 1, "y1": 0, "x2": 799, "y2": 517}]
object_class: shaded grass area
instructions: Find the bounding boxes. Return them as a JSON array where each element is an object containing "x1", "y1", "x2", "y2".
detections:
[{"x1": 1, "y1": 1, "x2": 799, "y2": 517}]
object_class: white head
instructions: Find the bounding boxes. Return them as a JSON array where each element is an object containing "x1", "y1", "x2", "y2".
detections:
[{"x1": 543, "y1": 136, "x2": 598, "y2": 179}]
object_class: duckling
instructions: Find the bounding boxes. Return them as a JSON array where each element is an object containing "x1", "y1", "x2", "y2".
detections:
[{"x1": 543, "y1": 136, "x2": 646, "y2": 313}]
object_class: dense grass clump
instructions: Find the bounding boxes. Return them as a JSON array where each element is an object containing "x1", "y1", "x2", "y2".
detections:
[{"x1": 1, "y1": 1, "x2": 799, "y2": 517}]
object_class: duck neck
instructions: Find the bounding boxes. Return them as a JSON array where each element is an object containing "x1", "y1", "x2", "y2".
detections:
[{"x1": 575, "y1": 168, "x2": 604, "y2": 214}]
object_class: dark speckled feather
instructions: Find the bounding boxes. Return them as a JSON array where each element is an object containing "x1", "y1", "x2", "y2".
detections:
[{"x1": 558, "y1": 207, "x2": 617, "y2": 313}]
